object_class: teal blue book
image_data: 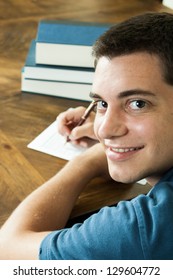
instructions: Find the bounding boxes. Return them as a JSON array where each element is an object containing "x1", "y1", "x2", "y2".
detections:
[
  {"x1": 23, "y1": 40, "x2": 94, "y2": 84},
  {"x1": 36, "y1": 20, "x2": 111, "y2": 67}
]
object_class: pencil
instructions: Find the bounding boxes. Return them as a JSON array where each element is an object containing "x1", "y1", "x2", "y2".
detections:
[{"x1": 66, "y1": 100, "x2": 96, "y2": 143}]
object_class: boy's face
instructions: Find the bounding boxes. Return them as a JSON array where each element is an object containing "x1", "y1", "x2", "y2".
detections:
[{"x1": 92, "y1": 53, "x2": 173, "y2": 185}]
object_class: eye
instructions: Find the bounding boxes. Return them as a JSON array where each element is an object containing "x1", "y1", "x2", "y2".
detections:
[
  {"x1": 96, "y1": 100, "x2": 108, "y2": 111},
  {"x1": 128, "y1": 100, "x2": 147, "y2": 110}
]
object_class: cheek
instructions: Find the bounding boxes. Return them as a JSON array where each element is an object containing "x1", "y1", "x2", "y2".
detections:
[
  {"x1": 93, "y1": 119, "x2": 99, "y2": 139},
  {"x1": 133, "y1": 117, "x2": 170, "y2": 150},
  {"x1": 133, "y1": 121, "x2": 150, "y2": 134},
  {"x1": 93, "y1": 115, "x2": 102, "y2": 140},
  {"x1": 130, "y1": 117, "x2": 157, "y2": 138}
]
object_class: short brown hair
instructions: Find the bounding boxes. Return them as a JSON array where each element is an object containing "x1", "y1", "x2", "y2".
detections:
[{"x1": 92, "y1": 12, "x2": 173, "y2": 85}]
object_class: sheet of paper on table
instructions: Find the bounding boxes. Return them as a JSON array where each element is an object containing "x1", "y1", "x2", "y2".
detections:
[
  {"x1": 27, "y1": 120, "x2": 87, "y2": 161},
  {"x1": 27, "y1": 120, "x2": 147, "y2": 185}
]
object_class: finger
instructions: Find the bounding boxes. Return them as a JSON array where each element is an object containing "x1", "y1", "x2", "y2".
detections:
[
  {"x1": 56, "y1": 109, "x2": 77, "y2": 136},
  {"x1": 56, "y1": 114, "x2": 72, "y2": 136},
  {"x1": 56, "y1": 107, "x2": 86, "y2": 136},
  {"x1": 70, "y1": 122, "x2": 96, "y2": 140}
]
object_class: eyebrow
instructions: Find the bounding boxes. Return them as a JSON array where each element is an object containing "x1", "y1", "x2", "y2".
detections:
[{"x1": 90, "y1": 89, "x2": 156, "y2": 99}]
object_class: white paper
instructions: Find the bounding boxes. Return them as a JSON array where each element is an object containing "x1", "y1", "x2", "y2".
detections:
[
  {"x1": 137, "y1": 178, "x2": 147, "y2": 185},
  {"x1": 27, "y1": 121, "x2": 87, "y2": 160}
]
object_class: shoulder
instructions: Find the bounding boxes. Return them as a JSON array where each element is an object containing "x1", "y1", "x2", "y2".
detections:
[
  {"x1": 39, "y1": 202, "x2": 144, "y2": 260},
  {"x1": 132, "y1": 169, "x2": 173, "y2": 259}
]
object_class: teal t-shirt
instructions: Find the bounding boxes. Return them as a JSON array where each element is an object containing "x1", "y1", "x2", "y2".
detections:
[{"x1": 39, "y1": 168, "x2": 173, "y2": 260}]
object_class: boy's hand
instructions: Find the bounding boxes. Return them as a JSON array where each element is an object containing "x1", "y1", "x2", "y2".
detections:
[{"x1": 56, "y1": 106, "x2": 98, "y2": 147}]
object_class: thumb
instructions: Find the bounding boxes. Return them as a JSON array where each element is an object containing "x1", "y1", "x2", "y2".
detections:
[{"x1": 70, "y1": 123, "x2": 96, "y2": 140}]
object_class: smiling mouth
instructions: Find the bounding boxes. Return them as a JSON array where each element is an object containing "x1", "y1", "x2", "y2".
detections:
[{"x1": 110, "y1": 146, "x2": 144, "y2": 153}]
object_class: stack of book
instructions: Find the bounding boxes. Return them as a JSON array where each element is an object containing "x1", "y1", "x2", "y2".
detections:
[{"x1": 21, "y1": 20, "x2": 111, "y2": 101}]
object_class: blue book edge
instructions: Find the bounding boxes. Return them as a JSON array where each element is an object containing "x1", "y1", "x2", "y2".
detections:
[{"x1": 36, "y1": 20, "x2": 111, "y2": 46}]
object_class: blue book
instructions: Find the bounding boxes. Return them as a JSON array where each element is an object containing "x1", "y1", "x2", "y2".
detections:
[
  {"x1": 36, "y1": 20, "x2": 111, "y2": 67},
  {"x1": 23, "y1": 40, "x2": 94, "y2": 84}
]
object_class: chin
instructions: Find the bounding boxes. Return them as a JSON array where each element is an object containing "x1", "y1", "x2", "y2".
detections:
[
  {"x1": 109, "y1": 169, "x2": 144, "y2": 184},
  {"x1": 111, "y1": 176, "x2": 137, "y2": 184}
]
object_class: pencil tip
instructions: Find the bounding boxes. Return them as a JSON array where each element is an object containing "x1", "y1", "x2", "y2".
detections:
[{"x1": 65, "y1": 136, "x2": 71, "y2": 144}]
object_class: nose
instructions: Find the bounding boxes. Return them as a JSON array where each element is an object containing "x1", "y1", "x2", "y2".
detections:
[{"x1": 96, "y1": 109, "x2": 128, "y2": 140}]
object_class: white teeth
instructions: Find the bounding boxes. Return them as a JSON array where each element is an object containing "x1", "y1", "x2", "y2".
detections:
[{"x1": 111, "y1": 147, "x2": 140, "y2": 153}]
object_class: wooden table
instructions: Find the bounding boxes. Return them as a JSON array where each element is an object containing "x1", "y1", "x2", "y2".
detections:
[{"x1": 0, "y1": 0, "x2": 171, "y2": 227}]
